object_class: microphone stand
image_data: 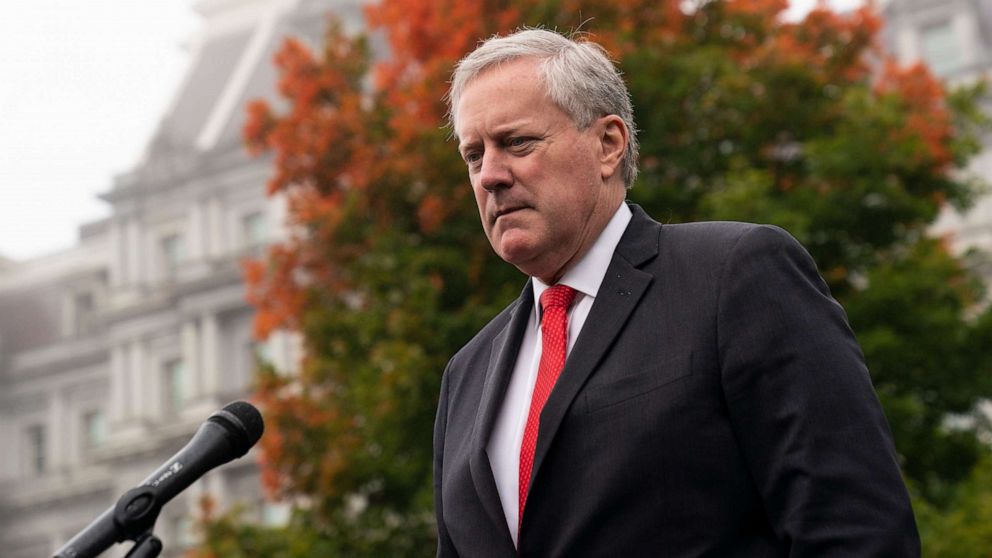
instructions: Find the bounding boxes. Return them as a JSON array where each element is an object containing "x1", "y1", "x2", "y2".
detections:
[
  {"x1": 125, "y1": 534, "x2": 163, "y2": 558},
  {"x1": 113, "y1": 486, "x2": 166, "y2": 558},
  {"x1": 52, "y1": 483, "x2": 171, "y2": 558},
  {"x1": 55, "y1": 401, "x2": 263, "y2": 558}
]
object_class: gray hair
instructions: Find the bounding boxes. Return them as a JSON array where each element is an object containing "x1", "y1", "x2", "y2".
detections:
[{"x1": 448, "y1": 28, "x2": 640, "y2": 188}]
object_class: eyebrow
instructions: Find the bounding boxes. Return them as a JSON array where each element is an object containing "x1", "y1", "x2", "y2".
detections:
[
  {"x1": 458, "y1": 120, "x2": 536, "y2": 154},
  {"x1": 457, "y1": 139, "x2": 480, "y2": 157}
]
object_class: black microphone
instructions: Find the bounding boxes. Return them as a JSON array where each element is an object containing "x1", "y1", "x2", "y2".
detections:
[{"x1": 53, "y1": 401, "x2": 265, "y2": 558}]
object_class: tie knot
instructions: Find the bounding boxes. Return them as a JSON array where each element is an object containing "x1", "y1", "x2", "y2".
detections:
[{"x1": 540, "y1": 284, "x2": 577, "y2": 311}]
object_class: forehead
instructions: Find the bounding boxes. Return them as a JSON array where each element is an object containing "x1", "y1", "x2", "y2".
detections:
[{"x1": 454, "y1": 58, "x2": 551, "y2": 138}]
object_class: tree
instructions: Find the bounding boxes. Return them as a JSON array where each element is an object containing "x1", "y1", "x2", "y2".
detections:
[
  {"x1": 193, "y1": 0, "x2": 992, "y2": 555},
  {"x1": 914, "y1": 454, "x2": 992, "y2": 556},
  {"x1": 203, "y1": 8, "x2": 524, "y2": 555}
]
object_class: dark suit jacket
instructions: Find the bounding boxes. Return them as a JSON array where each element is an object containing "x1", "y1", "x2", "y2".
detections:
[{"x1": 434, "y1": 204, "x2": 919, "y2": 557}]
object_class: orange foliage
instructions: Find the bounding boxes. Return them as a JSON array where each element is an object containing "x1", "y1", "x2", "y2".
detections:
[
  {"x1": 255, "y1": 373, "x2": 361, "y2": 499},
  {"x1": 731, "y1": 5, "x2": 881, "y2": 85},
  {"x1": 552, "y1": 0, "x2": 688, "y2": 55},
  {"x1": 365, "y1": 0, "x2": 522, "y2": 166},
  {"x1": 417, "y1": 194, "x2": 448, "y2": 234},
  {"x1": 241, "y1": 25, "x2": 371, "y2": 339},
  {"x1": 244, "y1": 100, "x2": 274, "y2": 156},
  {"x1": 242, "y1": 0, "x2": 524, "y2": 504},
  {"x1": 876, "y1": 60, "x2": 952, "y2": 170},
  {"x1": 243, "y1": 244, "x2": 307, "y2": 340},
  {"x1": 725, "y1": 0, "x2": 789, "y2": 22}
]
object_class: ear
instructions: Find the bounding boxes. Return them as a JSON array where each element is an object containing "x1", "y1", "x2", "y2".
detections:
[{"x1": 596, "y1": 115, "x2": 628, "y2": 183}]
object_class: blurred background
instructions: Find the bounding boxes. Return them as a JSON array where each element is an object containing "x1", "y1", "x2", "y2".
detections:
[{"x1": 1, "y1": 0, "x2": 991, "y2": 556}]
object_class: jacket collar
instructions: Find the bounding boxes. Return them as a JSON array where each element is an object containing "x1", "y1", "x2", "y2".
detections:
[{"x1": 468, "y1": 203, "x2": 662, "y2": 544}]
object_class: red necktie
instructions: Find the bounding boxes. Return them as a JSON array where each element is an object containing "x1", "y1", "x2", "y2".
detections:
[{"x1": 519, "y1": 284, "x2": 577, "y2": 532}]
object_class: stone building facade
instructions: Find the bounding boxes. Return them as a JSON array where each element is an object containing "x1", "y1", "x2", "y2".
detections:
[
  {"x1": 0, "y1": 0, "x2": 364, "y2": 555},
  {"x1": 883, "y1": 0, "x2": 992, "y2": 264}
]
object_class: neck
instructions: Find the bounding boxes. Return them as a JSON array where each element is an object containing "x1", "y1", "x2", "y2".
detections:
[{"x1": 533, "y1": 190, "x2": 626, "y2": 285}]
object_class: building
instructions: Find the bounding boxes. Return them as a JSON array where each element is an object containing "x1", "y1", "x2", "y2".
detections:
[
  {"x1": 883, "y1": 0, "x2": 992, "y2": 266},
  {"x1": 0, "y1": 1, "x2": 364, "y2": 555}
]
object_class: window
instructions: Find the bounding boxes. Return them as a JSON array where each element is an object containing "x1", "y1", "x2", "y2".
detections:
[
  {"x1": 262, "y1": 501, "x2": 291, "y2": 526},
  {"x1": 82, "y1": 410, "x2": 106, "y2": 450},
  {"x1": 160, "y1": 234, "x2": 186, "y2": 277},
  {"x1": 242, "y1": 211, "x2": 268, "y2": 248},
  {"x1": 24, "y1": 424, "x2": 46, "y2": 476},
  {"x1": 921, "y1": 20, "x2": 959, "y2": 76},
  {"x1": 163, "y1": 359, "x2": 186, "y2": 415}
]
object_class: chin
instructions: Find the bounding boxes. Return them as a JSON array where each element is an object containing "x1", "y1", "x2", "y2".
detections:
[{"x1": 494, "y1": 242, "x2": 538, "y2": 270}]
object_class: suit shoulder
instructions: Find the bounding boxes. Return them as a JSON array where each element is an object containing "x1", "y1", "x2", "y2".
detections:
[
  {"x1": 654, "y1": 221, "x2": 811, "y2": 276},
  {"x1": 661, "y1": 221, "x2": 796, "y2": 248}
]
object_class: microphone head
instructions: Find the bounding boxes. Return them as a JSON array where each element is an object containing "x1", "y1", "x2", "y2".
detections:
[{"x1": 209, "y1": 401, "x2": 265, "y2": 456}]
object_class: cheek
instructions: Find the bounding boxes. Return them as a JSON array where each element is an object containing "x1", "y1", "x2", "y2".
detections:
[{"x1": 471, "y1": 183, "x2": 491, "y2": 229}]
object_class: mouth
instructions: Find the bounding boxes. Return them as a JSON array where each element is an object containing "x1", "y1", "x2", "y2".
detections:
[{"x1": 493, "y1": 205, "x2": 527, "y2": 222}]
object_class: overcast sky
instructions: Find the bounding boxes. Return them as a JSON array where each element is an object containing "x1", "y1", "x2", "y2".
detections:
[
  {"x1": 0, "y1": 0, "x2": 858, "y2": 262},
  {"x1": 0, "y1": 1, "x2": 198, "y2": 261}
]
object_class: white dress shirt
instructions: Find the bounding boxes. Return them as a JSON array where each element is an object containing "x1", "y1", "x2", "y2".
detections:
[{"x1": 486, "y1": 203, "x2": 633, "y2": 545}]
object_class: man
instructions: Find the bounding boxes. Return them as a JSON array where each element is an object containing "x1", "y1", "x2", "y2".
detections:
[{"x1": 434, "y1": 28, "x2": 919, "y2": 557}]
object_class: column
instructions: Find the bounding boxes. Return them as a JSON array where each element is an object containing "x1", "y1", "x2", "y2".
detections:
[
  {"x1": 110, "y1": 345, "x2": 129, "y2": 424},
  {"x1": 201, "y1": 313, "x2": 220, "y2": 398},
  {"x1": 109, "y1": 219, "x2": 124, "y2": 286},
  {"x1": 189, "y1": 201, "x2": 206, "y2": 261},
  {"x1": 126, "y1": 219, "x2": 143, "y2": 285},
  {"x1": 270, "y1": 195, "x2": 289, "y2": 242},
  {"x1": 48, "y1": 390, "x2": 66, "y2": 472},
  {"x1": 182, "y1": 320, "x2": 201, "y2": 402},
  {"x1": 0, "y1": 419, "x2": 11, "y2": 480},
  {"x1": 895, "y1": 25, "x2": 916, "y2": 65},
  {"x1": 207, "y1": 196, "x2": 224, "y2": 258},
  {"x1": 60, "y1": 289, "x2": 75, "y2": 338},
  {"x1": 952, "y1": 12, "x2": 978, "y2": 68},
  {"x1": 129, "y1": 340, "x2": 147, "y2": 422}
]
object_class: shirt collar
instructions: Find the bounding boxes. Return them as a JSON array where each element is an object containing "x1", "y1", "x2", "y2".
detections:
[{"x1": 532, "y1": 202, "x2": 633, "y2": 312}]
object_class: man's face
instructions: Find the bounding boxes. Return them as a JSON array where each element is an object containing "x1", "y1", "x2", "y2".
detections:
[{"x1": 455, "y1": 58, "x2": 620, "y2": 283}]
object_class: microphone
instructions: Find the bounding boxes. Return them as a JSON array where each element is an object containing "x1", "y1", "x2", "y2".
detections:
[{"x1": 53, "y1": 401, "x2": 264, "y2": 558}]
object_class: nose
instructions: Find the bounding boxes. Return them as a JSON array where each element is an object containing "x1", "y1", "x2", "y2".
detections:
[{"x1": 478, "y1": 151, "x2": 512, "y2": 192}]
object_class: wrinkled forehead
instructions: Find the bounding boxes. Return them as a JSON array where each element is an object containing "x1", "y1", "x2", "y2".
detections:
[{"x1": 450, "y1": 56, "x2": 549, "y2": 137}]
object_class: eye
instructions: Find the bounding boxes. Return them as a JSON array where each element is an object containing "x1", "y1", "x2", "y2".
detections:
[
  {"x1": 507, "y1": 136, "x2": 536, "y2": 154},
  {"x1": 463, "y1": 150, "x2": 482, "y2": 169}
]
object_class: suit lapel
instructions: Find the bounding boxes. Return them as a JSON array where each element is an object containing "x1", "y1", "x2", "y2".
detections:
[
  {"x1": 528, "y1": 205, "x2": 662, "y2": 490},
  {"x1": 469, "y1": 283, "x2": 534, "y2": 544}
]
